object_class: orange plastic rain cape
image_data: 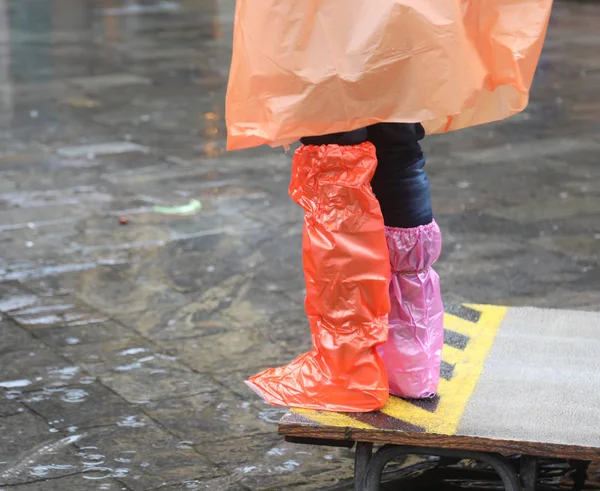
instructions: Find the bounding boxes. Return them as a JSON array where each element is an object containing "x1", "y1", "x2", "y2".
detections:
[{"x1": 226, "y1": 0, "x2": 553, "y2": 150}]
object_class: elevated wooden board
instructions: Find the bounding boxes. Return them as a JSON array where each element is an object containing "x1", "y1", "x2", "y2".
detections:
[{"x1": 279, "y1": 305, "x2": 600, "y2": 461}]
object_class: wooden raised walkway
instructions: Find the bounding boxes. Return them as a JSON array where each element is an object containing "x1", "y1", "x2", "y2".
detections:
[{"x1": 279, "y1": 305, "x2": 600, "y2": 490}]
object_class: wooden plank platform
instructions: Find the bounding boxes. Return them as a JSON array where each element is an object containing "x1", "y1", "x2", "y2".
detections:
[{"x1": 279, "y1": 305, "x2": 600, "y2": 461}]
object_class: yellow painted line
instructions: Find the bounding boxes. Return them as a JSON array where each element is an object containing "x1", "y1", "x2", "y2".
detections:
[
  {"x1": 380, "y1": 305, "x2": 508, "y2": 435},
  {"x1": 464, "y1": 303, "x2": 500, "y2": 313},
  {"x1": 289, "y1": 305, "x2": 508, "y2": 436},
  {"x1": 442, "y1": 345, "x2": 467, "y2": 366},
  {"x1": 380, "y1": 380, "x2": 457, "y2": 434},
  {"x1": 444, "y1": 314, "x2": 475, "y2": 336},
  {"x1": 439, "y1": 305, "x2": 507, "y2": 433},
  {"x1": 381, "y1": 396, "x2": 442, "y2": 429},
  {"x1": 291, "y1": 408, "x2": 376, "y2": 430},
  {"x1": 438, "y1": 378, "x2": 451, "y2": 392}
]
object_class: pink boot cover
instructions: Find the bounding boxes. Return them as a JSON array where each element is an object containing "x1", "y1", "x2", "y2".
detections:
[{"x1": 378, "y1": 220, "x2": 444, "y2": 399}]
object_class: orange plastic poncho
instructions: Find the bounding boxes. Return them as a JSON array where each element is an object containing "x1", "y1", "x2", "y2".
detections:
[{"x1": 226, "y1": 0, "x2": 553, "y2": 151}]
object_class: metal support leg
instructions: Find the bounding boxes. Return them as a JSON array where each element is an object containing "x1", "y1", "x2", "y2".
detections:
[
  {"x1": 521, "y1": 456, "x2": 538, "y2": 491},
  {"x1": 354, "y1": 442, "x2": 373, "y2": 491},
  {"x1": 354, "y1": 444, "x2": 523, "y2": 491},
  {"x1": 570, "y1": 459, "x2": 591, "y2": 491}
]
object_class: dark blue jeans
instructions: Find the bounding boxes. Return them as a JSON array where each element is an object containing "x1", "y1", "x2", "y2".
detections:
[{"x1": 301, "y1": 123, "x2": 433, "y2": 229}]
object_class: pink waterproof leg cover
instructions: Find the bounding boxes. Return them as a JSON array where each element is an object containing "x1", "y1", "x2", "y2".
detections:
[{"x1": 378, "y1": 221, "x2": 444, "y2": 399}]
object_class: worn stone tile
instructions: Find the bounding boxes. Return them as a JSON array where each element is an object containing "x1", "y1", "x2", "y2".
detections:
[
  {"x1": 246, "y1": 232, "x2": 305, "y2": 303},
  {"x1": 57, "y1": 142, "x2": 149, "y2": 159},
  {"x1": 0, "y1": 291, "x2": 39, "y2": 313},
  {"x1": 0, "y1": 318, "x2": 39, "y2": 355},
  {"x1": 69, "y1": 74, "x2": 152, "y2": 91},
  {"x1": 112, "y1": 269, "x2": 250, "y2": 341},
  {"x1": 0, "y1": 411, "x2": 50, "y2": 465},
  {"x1": 22, "y1": 382, "x2": 136, "y2": 431},
  {"x1": 116, "y1": 271, "x2": 299, "y2": 344},
  {"x1": 0, "y1": 436, "x2": 85, "y2": 486},
  {"x1": 237, "y1": 468, "x2": 309, "y2": 490},
  {"x1": 0, "y1": 475, "x2": 128, "y2": 491},
  {"x1": 74, "y1": 419, "x2": 222, "y2": 491},
  {"x1": 0, "y1": 458, "x2": 85, "y2": 487},
  {"x1": 0, "y1": 399, "x2": 26, "y2": 418},
  {"x1": 95, "y1": 360, "x2": 217, "y2": 405},
  {"x1": 115, "y1": 305, "x2": 231, "y2": 342},
  {"x1": 0, "y1": 233, "x2": 82, "y2": 268},
  {"x1": 7, "y1": 294, "x2": 109, "y2": 330},
  {"x1": 151, "y1": 475, "x2": 247, "y2": 490},
  {"x1": 158, "y1": 327, "x2": 297, "y2": 375},
  {"x1": 484, "y1": 196, "x2": 599, "y2": 224},
  {"x1": 61, "y1": 266, "x2": 190, "y2": 317},
  {"x1": 441, "y1": 269, "x2": 578, "y2": 307},
  {"x1": 453, "y1": 137, "x2": 600, "y2": 166},
  {"x1": 437, "y1": 233, "x2": 523, "y2": 280},
  {"x1": 0, "y1": 282, "x2": 27, "y2": 296},
  {"x1": 260, "y1": 307, "x2": 312, "y2": 353},
  {"x1": 206, "y1": 434, "x2": 355, "y2": 490},
  {"x1": 59, "y1": 337, "x2": 156, "y2": 368},
  {"x1": 67, "y1": 221, "x2": 173, "y2": 259},
  {"x1": 243, "y1": 200, "x2": 302, "y2": 229},
  {"x1": 213, "y1": 370, "x2": 262, "y2": 399},
  {"x1": 58, "y1": 337, "x2": 216, "y2": 403},
  {"x1": 12, "y1": 307, "x2": 109, "y2": 331},
  {"x1": 208, "y1": 371, "x2": 290, "y2": 427},
  {"x1": 164, "y1": 226, "x2": 265, "y2": 272},
  {"x1": 531, "y1": 234, "x2": 600, "y2": 263},
  {"x1": 34, "y1": 321, "x2": 134, "y2": 349},
  {"x1": 493, "y1": 290, "x2": 600, "y2": 311},
  {"x1": 0, "y1": 347, "x2": 86, "y2": 391},
  {"x1": 220, "y1": 282, "x2": 299, "y2": 330},
  {"x1": 201, "y1": 433, "x2": 282, "y2": 470},
  {"x1": 160, "y1": 253, "x2": 239, "y2": 296},
  {"x1": 143, "y1": 390, "x2": 275, "y2": 445},
  {"x1": 16, "y1": 277, "x2": 72, "y2": 299}
]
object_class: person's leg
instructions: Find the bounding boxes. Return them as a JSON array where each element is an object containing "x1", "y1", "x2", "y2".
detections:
[
  {"x1": 300, "y1": 128, "x2": 368, "y2": 147},
  {"x1": 246, "y1": 128, "x2": 391, "y2": 412},
  {"x1": 368, "y1": 123, "x2": 444, "y2": 399},
  {"x1": 368, "y1": 123, "x2": 431, "y2": 228}
]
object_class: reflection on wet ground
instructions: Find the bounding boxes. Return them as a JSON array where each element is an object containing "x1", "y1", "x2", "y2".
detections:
[
  {"x1": 0, "y1": 0, "x2": 599, "y2": 489},
  {"x1": 376, "y1": 457, "x2": 593, "y2": 491}
]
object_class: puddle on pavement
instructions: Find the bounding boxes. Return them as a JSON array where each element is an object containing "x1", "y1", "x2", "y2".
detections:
[
  {"x1": 116, "y1": 415, "x2": 147, "y2": 428},
  {"x1": 13, "y1": 304, "x2": 76, "y2": 315},
  {"x1": 0, "y1": 435, "x2": 83, "y2": 483},
  {"x1": 47, "y1": 366, "x2": 81, "y2": 380},
  {"x1": 13, "y1": 309, "x2": 109, "y2": 328},
  {"x1": 79, "y1": 447, "x2": 134, "y2": 481},
  {"x1": 0, "y1": 295, "x2": 38, "y2": 312},
  {"x1": 60, "y1": 389, "x2": 89, "y2": 403},
  {"x1": 28, "y1": 463, "x2": 74, "y2": 478},
  {"x1": 0, "y1": 261, "x2": 129, "y2": 283},
  {"x1": 257, "y1": 407, "x2": 287, "y2": 424},
  {"x1": 21, "y1": 385, "x2": 90, "y2": 405},
  {"x1": 0, "y1": 379, "x2": 31, "y2": 389}
]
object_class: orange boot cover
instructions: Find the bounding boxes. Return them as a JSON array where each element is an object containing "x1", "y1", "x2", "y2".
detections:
[{"x1": 246, "y1": 143, "x2": 391, "y2": 412}]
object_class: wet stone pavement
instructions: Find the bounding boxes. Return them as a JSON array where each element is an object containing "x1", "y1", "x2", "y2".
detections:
[{"x1": 0, "y1": 0, "x2": 599, "y2": 490}]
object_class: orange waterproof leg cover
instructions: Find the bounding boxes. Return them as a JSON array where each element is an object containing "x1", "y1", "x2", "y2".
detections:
[{"x1": 246, "y1": 143, "x2": 391, "y2": 412}]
